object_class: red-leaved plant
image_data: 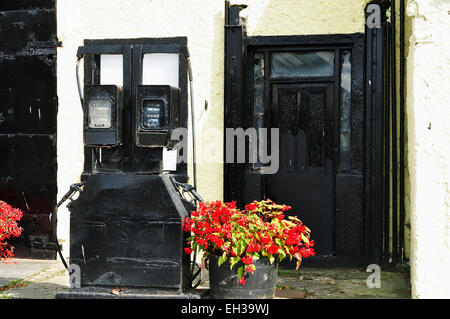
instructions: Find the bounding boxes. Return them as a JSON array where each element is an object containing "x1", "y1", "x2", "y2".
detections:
[
  {"x1": 0, "y1": 201, "x2": 23, "y2": 261},
  {"x1": 184, "y1": 199, "x2": 315, "y2": 285}
]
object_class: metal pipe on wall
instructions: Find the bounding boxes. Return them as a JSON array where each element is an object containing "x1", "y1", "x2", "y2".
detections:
[
  {"x1": 384, "y1": 21, "x2": 391, "y2": 265},
  {"x1": 399, "y1": 0, "x2": 406, "y2": 263},
  {"x1": 391, "y1": 0, "x2": 398, "y2": 266}
]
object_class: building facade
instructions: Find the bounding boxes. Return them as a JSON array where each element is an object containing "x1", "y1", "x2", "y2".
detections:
[{"x1": 0, "y1": 0, "x2": 449, "y2": 298}]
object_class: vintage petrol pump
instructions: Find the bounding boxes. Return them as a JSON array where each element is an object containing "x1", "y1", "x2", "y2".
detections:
[{"x1": 56, "y1": 38, "x2": 202, "y2": 298}]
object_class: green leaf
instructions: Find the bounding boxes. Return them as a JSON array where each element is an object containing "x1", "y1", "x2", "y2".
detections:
[
  {"x1": 288, "y1": 216, "x2": 300, "y2": 222},
  {"x1": 237, "y1": 266, "x2": 244, "y2": 279},
  {"x1": 301, "y1": 233, "x2": 310, "y2": 245},
  {"x1": 229, "y1": 257, "x2": 240, "y2": 270},
  {"x1": 218, "y1": 252, "x2": 227, "y2": 267},
  {"x1": 278, "y1": 249, "x2": 286, "y2": 262},
  {"x1": 241, "y1": 241, "x2": 247, "y2": 254},
  {"x1": 269, "y1": 256, "x2": 275, "y2": 264}
]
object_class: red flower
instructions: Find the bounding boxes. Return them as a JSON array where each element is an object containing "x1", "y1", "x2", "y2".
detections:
[
  {"x1": 182, "y1": 199, "x2": 315, "y2": 281},
  {"x1": 184, "y1": 218, "x2": 192, "y2": 232},
  {"x1": 246, "y1": 241, "x2": 261, "y2": 253},
  {"x1": 295, "y1": 225, "x2": 306, "y2": 233},
  {"x1": 285, "y1": 231, "x2": 300, "y2": 246},
  {"x1": 208, "y1": 234, "x2": 224, "y2": 248},
  {"x1": 1, "y1": 201, "x2": 23, "y2": 261},
  {"x1": 241, "y1": 256, "x2": 253, "y2": 265},
  {"x1": 238, "y1": 277, "x2": 246, "y2": 285},
  {"x1": 245, "y1": 202, "x2": 258, "y2": 211},
  {"x1": 226, "y1": 201, "x2": 237, "y2": 209},
  {"x1": 260, "y1": 235, "x2": 271, "y2": 245},
  {"x1": 300, "y1": 248, "x2": 316, "y2": 258},
  {"x1": 267, "y1": 244, "x2": 280, "y2": 255},
  {"x1": 196, "y1": 238, "x2": 208, "y2": 249}
]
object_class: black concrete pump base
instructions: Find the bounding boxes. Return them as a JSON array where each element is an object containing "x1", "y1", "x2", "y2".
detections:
[
  {"x1": 67, "y1": 173, "x2": 193, "y2": 290},
  {"x1": 55, "y1": 287, "x2": 206, "y2": 299}
]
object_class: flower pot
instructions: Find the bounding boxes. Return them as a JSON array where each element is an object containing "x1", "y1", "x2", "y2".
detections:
[{"x1": 208, "y1": 254, "x2": 278, "y2": 299}]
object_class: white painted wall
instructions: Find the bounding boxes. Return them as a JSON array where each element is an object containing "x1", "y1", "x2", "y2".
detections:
[
  {"x1": 406, "y1": 0, "x2": 450, "y2": 299},
  {"x1": 56, "y1": 0, "x2": 225, "y2": 258}
]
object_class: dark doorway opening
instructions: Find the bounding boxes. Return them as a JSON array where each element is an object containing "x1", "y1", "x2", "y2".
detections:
[
  {"x1": 225, "y1": 33, "x2": 365, "y2": 267},
  {"x1": 0, "y1": 0, "x2": 58, "y2": 259}
]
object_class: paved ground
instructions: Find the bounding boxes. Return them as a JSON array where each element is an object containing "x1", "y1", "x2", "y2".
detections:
[
  {"x1": 0, "y1": 259, "x2": 69, "y2": 299},
  {"x1": 274, "y1": 267, "x2": 411, "y2": 299},
  {"x1": 0, "y1": 259, "x2": 411, "y2": 299}
]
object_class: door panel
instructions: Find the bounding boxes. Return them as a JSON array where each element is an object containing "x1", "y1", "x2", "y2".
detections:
[
  {"x1": 0, "y1": 4, "x2": 57, "y2": 259},
  {"x1": 268, "y1": 83, "x2": 335, "y2": 257}
]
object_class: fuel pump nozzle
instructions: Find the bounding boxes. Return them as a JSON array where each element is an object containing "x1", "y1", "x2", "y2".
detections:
[
  {"x1": 52, "y1": 182, "x2": 85, "y2": 270},
  {"x1": 170, "y1": 177, "x2": 203, "y2": 204},
  {"x1": 170, "y1": 176, "x2": 204, "y2": 288},
  {"x1": 56, "y1": 182, "x2": 85, "y2": 207}
]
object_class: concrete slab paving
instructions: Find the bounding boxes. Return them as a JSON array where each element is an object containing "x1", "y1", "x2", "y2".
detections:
[
  {"x1": 0, "y1": 259, "x2": 411, "y2": 299},
  {"x1": 0, "y1": 258, "x2": 69, "y2": 299},
  {"x1": 0, "y1": 259, "x2": 57, "y2": 286},
  {"x1": 275, "y1": 267, "x2": 411, "y2": 299}
]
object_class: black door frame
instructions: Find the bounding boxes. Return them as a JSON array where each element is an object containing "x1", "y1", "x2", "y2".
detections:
[{"x1": 224, "y1": 30, "x2": 369, "y2": 266}]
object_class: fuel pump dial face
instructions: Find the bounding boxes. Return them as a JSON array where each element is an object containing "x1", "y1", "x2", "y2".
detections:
[
  {"x1": 88, "y1": 99, "x2": 112, "y2": 129},
  {"x1": 142, "y1": 99, "x2": 165, "y2": 129}
]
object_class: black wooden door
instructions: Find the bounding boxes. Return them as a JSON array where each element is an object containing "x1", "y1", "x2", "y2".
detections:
[
  {"x1": 268, "y1": 83, "x2": 335, "y2": 257},
  {"x1": 0, "y1": 1, "x2": 57, "y2": 259}
]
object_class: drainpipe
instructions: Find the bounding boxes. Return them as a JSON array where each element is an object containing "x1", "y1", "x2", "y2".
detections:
[
  {"x1": 399, "y1": 0, "x2": 406, "y2": 263},
  {"x1": 391, "y1": 0, "x2": 398, "y2": 267}
]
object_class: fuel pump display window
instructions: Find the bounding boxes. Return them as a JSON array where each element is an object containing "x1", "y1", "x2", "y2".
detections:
[
  {"x1": 141, "y1": 99, "x2": 166, "y2": 130},
  {"x1": 88, "y1": 99, "x2": 113, "y2": 129}
]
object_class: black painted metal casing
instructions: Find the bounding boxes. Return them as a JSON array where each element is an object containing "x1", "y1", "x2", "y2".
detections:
[
  {"x1": 83, "y1": 85, "x2": 123, "y2": 147},
  {"x1": 68, "y1": 174, "x2": 192, "y2": 290},
  {"x1": 136, "y1": 85, "x2": 180, "y2": 148}
]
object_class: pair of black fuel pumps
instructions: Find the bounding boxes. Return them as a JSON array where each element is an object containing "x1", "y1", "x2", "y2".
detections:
[
  {"x1": 56, "y1": 39, "x2": 202, "y2": 298},
  {"x1": 83, "y1": 81, "x2": 180, "y2": 148}
]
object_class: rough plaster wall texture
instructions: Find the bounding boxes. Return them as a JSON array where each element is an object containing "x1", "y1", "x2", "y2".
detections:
[
  {"x1": 240, "y1": 0, "x2": 371, "y2": 36},
  {"x1": 406, "y1": 0, "x2": 450, "y2": 299},
  {"x1": 404, "y1": 5, "x2": 414, "y2": 261},
  {"x1": 56, "y1": 0, "x2": 225, "y2": 257}
]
